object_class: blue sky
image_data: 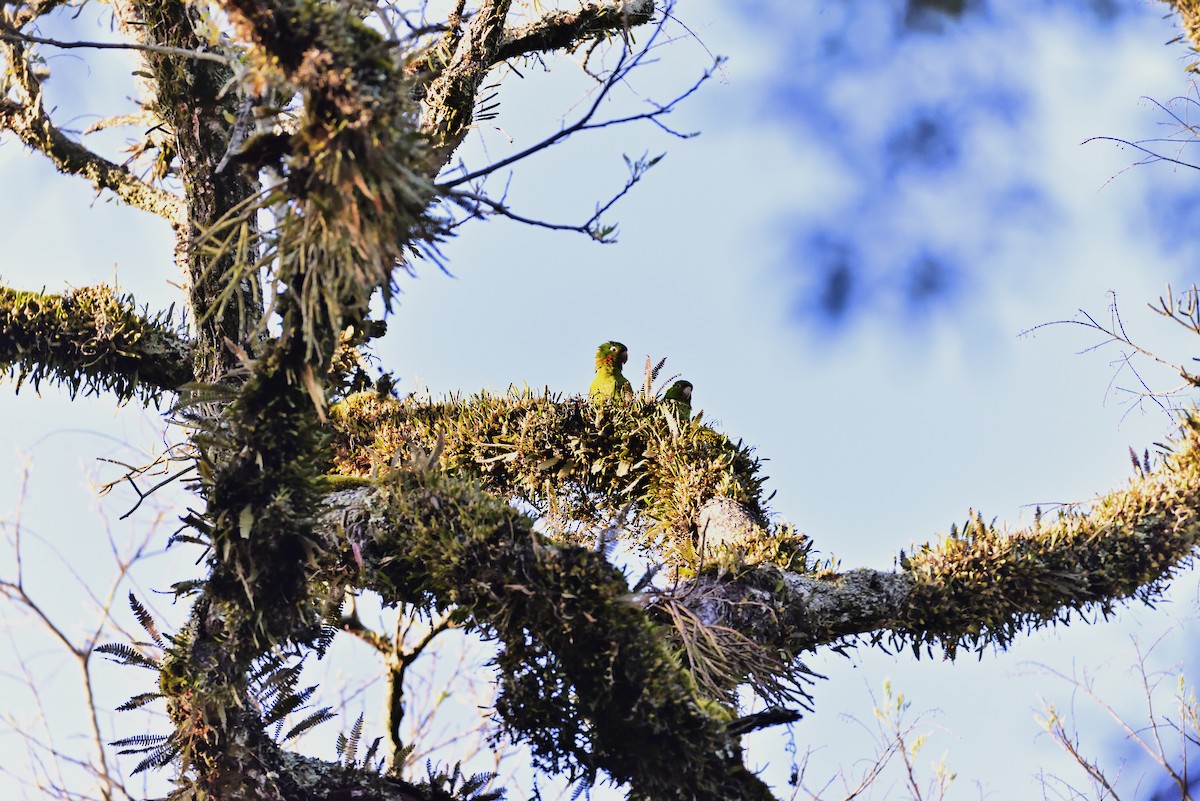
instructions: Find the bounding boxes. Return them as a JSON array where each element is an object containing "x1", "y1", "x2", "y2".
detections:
[{"x1": 4, "y1": 0, "x2": 1200, "y2": 798}]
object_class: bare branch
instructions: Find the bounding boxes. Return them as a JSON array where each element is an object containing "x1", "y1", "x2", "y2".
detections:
[
  {"x1": 438, "y1": 30, "x2": 713, "y2": 190},
  {"x1": 0, "y1": 30, "x2": 229, "y2": 63},
  {"x1": 1021, "y1": 291, "x2": 1200, "y2": 417},
  {"x1": 446, "y1": 151, "x2": 661, "y2": 241}
]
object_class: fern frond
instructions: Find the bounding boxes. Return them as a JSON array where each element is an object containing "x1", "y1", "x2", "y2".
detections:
[
  {"x1": 112, "y1": 732, "x2": 170, "y2": 750},
  {"x1": 282, "y1": 708, "x2": 335, "y2": 742},
  {"x1": 362, "y1": 736, "x2": 383, "y2": 769},
  {"x1": 640, "y1": 356, "x2": 667, "y2": 400},
  {"x1": 128, "y1": 593, "x2": 164, "y2": 647},
  {"x1": 342, "y1": 713, "x2": 365, "y2": 765},
  {"x1": 418, "y1": 760, "x2": 502, "y2": 801},
  {"x1": 116, "y1": 692, "x2": 164, "y2": 712},
  {"x1": 95, "y1": 643, "x2": 160, "y2": 670},
  {"x1": 255, "y1": 663, "x2": 301, "y2": 702},
  {"x1": 264, "y1": 684, "x2": 317, "y2": 725},
  {"x1": 130, "y1": 744, "x2": 178, "y2": 775}
]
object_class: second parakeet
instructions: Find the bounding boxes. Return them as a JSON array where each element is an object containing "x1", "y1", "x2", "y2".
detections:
[
  {"x1": 589, "y1": 341, "x2": 633, "y2": 400},
  {"x1": 663, "y1": 379, "x2": 693, "y2": 421}
]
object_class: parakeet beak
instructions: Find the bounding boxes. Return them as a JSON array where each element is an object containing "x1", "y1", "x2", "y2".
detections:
[{"x1": 682, "y1": 386, "x2": 692, "y2": 401}]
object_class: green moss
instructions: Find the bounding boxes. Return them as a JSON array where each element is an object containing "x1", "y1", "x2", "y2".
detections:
[
  {"x1": 328, "y1": 389, "x2": 780, "y2": 566},
  {"x1": 314, "y1": 474, "x2": 374, "y2": 490}
]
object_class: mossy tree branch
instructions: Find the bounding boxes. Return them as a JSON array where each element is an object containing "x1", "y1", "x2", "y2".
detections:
[
  {"x1": 327, "y1": 389, "x2": 799, "y2": 566},
  {"x1": 494, "y1": 1, "x2": 655, "y2": 64},
  {"x1": 404, "y1": 0, "x2": 655, "y2": 83},
  {"x1": 326, "y1": 391, "x2": 1200, "y2": 671},
  {"x1": 677, "y1": 419, "x2": 1200, "y2": 665},
  {"x1": 319, "y1": 473, "x2": 775, "y2": 801},
  {"x1": 0, "y1": 284, "x2": 193, "y2": 403},
  {"x1": 418, "y1": 0, "x2": 515, "y2": 167}
]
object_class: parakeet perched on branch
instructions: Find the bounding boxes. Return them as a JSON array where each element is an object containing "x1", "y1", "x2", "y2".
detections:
[
  {"x1": 663, "y1": 379, "x2": 693, "y2": 421},
  {"x1": 589, "y1": 341, "x2": 633, "y2": 400}
]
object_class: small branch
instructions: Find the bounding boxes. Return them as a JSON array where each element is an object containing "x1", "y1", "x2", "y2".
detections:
[
  {"x1": 1021, "y1": 290, "x2": 1200, "y2": 415},
  {"x1": 98, "y1": 457, "x2": 198, "y2": 520},
  {"x1": 437, "y1": 47, "x2": 713, "y2": 189},
  {"x1": 0, "y1": 30, "x2": 229, "y2": 64},
  {"x1": 447, "y1": 150, "x2": 658, "y2": 242},
  {"x1": 0, "y1": 39, "x2": 185, "y2": 224}
]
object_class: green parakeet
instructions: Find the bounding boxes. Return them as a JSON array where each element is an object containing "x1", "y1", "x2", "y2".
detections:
[
  {"x1": 589, "y1": 341, "x2": 633, "y2": 400},
  {"x1": 663, "y1": 379, "x2": 693, "y2": 420}
]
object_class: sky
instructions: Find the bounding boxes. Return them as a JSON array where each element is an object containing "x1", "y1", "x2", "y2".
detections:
[{"x1": 3, "y1": 0, "x2": 1200, "y2": 798}]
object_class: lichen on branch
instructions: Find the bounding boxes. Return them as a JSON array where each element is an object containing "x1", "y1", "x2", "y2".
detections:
[{"x1": 0, "y1": 34, "x2": 184, "y2": 224}]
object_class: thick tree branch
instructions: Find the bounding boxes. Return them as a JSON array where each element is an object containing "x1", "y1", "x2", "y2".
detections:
[
  {"x1": 320, "y1": 475, "x2": 776, "y2": 801},
  {"x1": 305, "y1": 414, "x2": 1200, "y2": 798},
  {"x1": 327, "y1": 390, "x2": 793, "y2": 566},
  {"x1": 681, "y1": 417, "x2": 1200, "y2": 660},
  {"x1": 404, "y1": 0, "x2": 655, "y2": 78},
  {"x1": 495, "y1": 0, "x2": 654, "y2": 63},
  {"x1": 0, "y1": 284, "x2": 193, "y2": 403},
  {"x1": 419, "y1": 0, "x2": 514, "y2": 167}
]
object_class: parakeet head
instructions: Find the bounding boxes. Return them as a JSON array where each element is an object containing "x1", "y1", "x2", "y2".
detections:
[
  {"x1": 664, "y1": 380, "x2": 692, "y2": 403},
  {"x1": 595, "y1": 341, "x2": 629, "y2": 372}
]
